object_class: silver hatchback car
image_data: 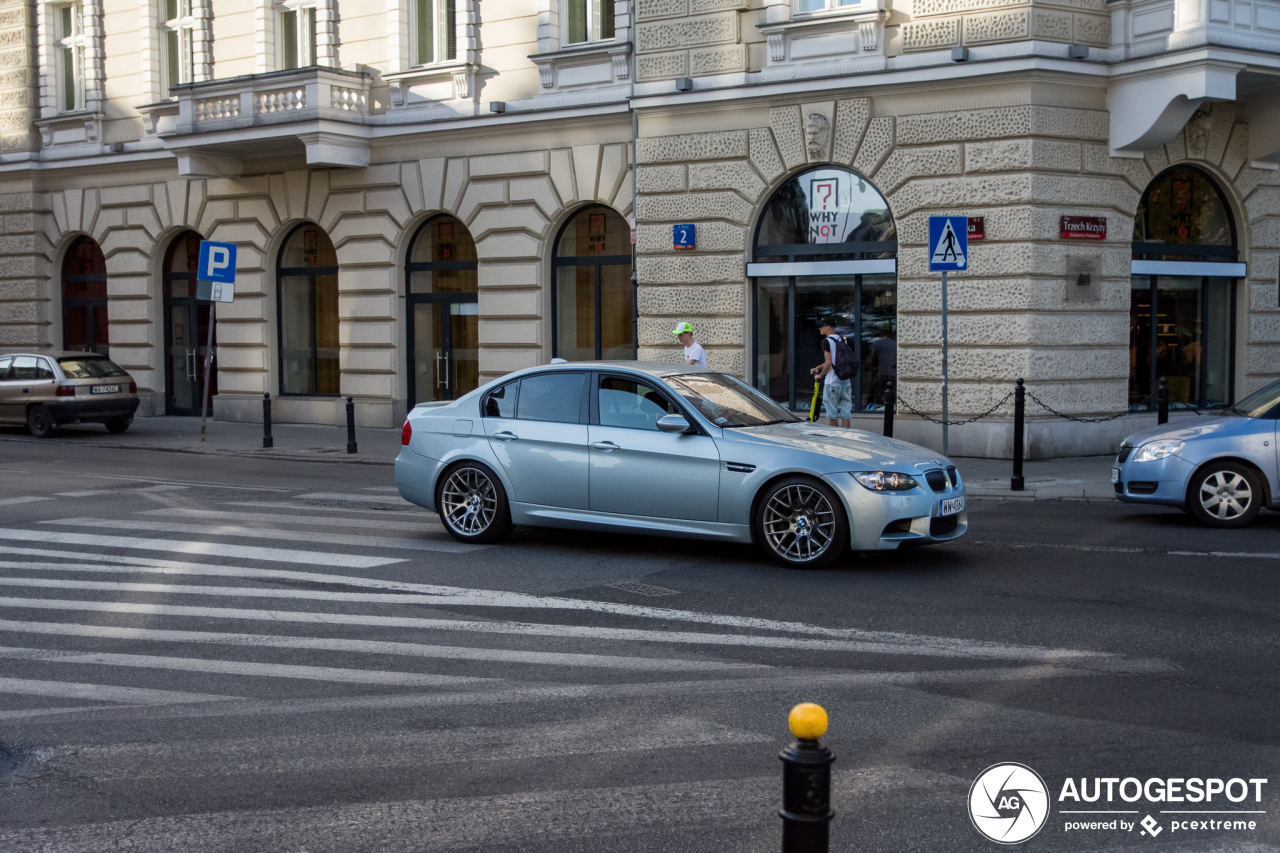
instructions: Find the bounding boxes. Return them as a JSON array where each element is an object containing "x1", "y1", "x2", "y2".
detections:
[
  {"x1": 1113, "y1": 378, "x2": 1280, "y2": 527},
  {"x1": 395, "y1": 362, "x2": 967, "y2": 568}
]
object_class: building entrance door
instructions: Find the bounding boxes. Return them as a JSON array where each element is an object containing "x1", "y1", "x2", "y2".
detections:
[
  {"x1": 408, "y1": 297, "x2": 478, "y2": 404},
  {"x1": 165, "y1": 297, "x2": 216, "y2": 416}
]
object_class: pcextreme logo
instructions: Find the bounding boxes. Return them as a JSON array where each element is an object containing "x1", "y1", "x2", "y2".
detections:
[{"x1": 969, "y1": 763, "x2": 1051, "y2": 844}]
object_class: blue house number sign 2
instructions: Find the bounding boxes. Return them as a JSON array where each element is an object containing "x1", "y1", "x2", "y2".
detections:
[{"x1": 673, "y1": 224, "x2": 696, "y2": 251}]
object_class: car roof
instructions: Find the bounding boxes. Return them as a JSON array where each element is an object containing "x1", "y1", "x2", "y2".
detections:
[
  {"x1": 520, "y1": 360, "x2": 719, "y2": 380},
  {"x1": 0, "y1": 351, "x2": 111, "y2": 360}
]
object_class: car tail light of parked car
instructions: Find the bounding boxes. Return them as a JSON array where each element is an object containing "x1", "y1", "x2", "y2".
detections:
[
  {"x1": 401, "y1": 420, "x2": 412, "y2": 446},
  {"x1": 55, "y1": 385, "x2": 75, "y2": 397}
]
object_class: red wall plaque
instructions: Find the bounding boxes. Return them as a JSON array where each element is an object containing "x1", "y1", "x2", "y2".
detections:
[
  {"x1": 1060, "y1": 216, "x2": 1107, "y2": 239},
  {"x1": 967, "y1": 217, "x2": 985, "y2": 239}
]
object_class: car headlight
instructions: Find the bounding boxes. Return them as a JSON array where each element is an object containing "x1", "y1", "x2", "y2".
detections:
[
  {"x1": 852, "y1": 471, "x2": 920, "y2": 491},
  {"x1": 1132, "y1": 439, "x2": 1184, "y2": 463}
]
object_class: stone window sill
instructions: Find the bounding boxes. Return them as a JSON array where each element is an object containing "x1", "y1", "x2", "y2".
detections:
[
  {"x1": 385, "y1": 61, "x2": 479, "y2": 103},
  {"x1": 529, "y1": 41, "x2": 631, "y2": 92},
  {"x1": 760, "y1": 4, "x2": 888, "y2": 64},
  {"x1": 34, "y1": 111, "x2": 105, "y2": 150}
]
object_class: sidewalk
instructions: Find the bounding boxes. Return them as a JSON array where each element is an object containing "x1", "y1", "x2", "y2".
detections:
[{"x1": 0, "y1": 416, "x2": 1119, "y2": 500}]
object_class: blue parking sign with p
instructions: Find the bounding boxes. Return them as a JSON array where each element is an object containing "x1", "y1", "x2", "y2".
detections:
[
  {"x1": 198, "y1": 241, "x2": 237, "y2": 283},
  {"x1": 928, "y1": 216, "x2": 968, "y2": 272}
]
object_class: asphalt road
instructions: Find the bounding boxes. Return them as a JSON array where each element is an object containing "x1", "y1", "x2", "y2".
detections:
[{"x1": 0, "y1": 437, "x2": 1276, "y2": 852}]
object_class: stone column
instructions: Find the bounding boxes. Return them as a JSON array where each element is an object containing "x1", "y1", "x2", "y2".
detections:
[{"x1": 0, "y1": 0, "x2": 38, "y2": 156}]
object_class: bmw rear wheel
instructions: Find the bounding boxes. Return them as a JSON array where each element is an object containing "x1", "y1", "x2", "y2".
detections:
[
  {"x1": 755, "y1": 476, "x2": 849, "y2": 569},
  {"x1": 1188, "y1": 462, "x2": 1262, "y2": 528},
  {"x1": 436, "y1": 461, "x2": 513, "y2": 544}
]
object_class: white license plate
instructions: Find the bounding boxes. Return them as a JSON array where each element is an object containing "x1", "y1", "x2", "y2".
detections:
[
  {"x1": 90, "y1": 385, "x2": 120, "y2": 395},
  {"x1": 939, "y1": 496, "x2": 965, "y2": 516},
  {"x1": 1111, "y1": 468, "x2": 1120, "y2": 484}
]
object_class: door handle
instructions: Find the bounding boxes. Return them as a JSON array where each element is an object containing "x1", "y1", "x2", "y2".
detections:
[
  {"x1": 435, "y1": 354, "x2": 444, "y2": 389},
  {"x1": 492, "y1": 431, "x2": 518, "y2": 441},
  {"x1": 443, "y1": 352, "x2": 450, "y2": 390},
  {"x1": 590, "y1": 441, "x2": 620, "y2": 451}
]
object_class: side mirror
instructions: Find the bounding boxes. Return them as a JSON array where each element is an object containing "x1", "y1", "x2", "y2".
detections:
[{"x1": 657, "y1": 414, "x2": 693, "y2": 434}]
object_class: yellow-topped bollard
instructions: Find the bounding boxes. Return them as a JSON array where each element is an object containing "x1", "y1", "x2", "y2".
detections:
[
  {"x1": 779, "y1": 703, "x2": 835, "y2": 852},
  {"x1": 788, "y1": 702, "x2": 828, "y2": 741}
]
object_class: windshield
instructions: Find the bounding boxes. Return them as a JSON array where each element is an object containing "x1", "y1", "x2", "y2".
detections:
[
  {"x1": 1231, "y1": 378, "x2": 1280, "y2": 419},
  {"x1": 57, "y1": 356, "x2": 129, "y2": 379},
  {"x1": 666, "y1": 373, "x2": 800, "y2": 428}
]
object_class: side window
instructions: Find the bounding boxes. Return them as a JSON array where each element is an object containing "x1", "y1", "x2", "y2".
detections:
[
  {"x1": 516, "y1": 372, "x2": 585, "y2": 423},
  {"x1": 34, "y1": 359, "x2": 55, "y2": 380},
  {"x1": 0, "y1": 357, "x2": 11, "y2": 379},
  {"x1": 9, "y1": 356, "x2": 37, "y2": 381},
  {"x1": 598, "y1": 377, "x2": 677, "y2": 431},
  {"x1": 484, "y1": 380, "x2": 518, "y2": 418}
]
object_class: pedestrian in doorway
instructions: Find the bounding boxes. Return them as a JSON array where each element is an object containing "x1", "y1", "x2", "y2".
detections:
[
  {"x1": 869, "y1": 322, "x2": 896, "y2": 406},
  {"x1": 810, "y1": 316, "x2": 855, "y2": 428},
  {"x1": 671, "y1": 322, "x2": 708, "y2": 367}
]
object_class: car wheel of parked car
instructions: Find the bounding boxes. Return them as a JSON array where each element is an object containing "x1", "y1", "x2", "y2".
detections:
[
  {"x1": 26, "y1": 405, "x2": 53, "y2": 438},
  {"x1": 104, "y1": 418, "x2": 130, "y2": 434},
  {"x1": 436, "y1": 461, "x2": 513, "y2": 544},
  {"x1": 755, "y1": 476, "x2": 849, "y2": 569},
  {"x1": 1188, "y1": 462, "x2": 1262, "y2": 528}
]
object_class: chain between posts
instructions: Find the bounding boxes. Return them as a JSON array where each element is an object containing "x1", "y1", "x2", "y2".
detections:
[
  {"x1": 892, "y1": 391, "x2": 1014, "y2": 427},
  {"x1": 891, "y1": 384, "x2": 1203, "y2": 428},
  {"x1": 1023, "y1": 391, "x2": 1133, "y2": 423}
]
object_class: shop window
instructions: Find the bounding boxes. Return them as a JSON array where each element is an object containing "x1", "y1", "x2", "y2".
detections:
[
  {"x1": 563, "y1": 0, "x2": 614, "y2": 45},
  {"x1": 1129, "y1": 166, "x2": 1237, "y2": 411},
  {"x1": 552, "y1": 206, "x2": 633, "y2": 362},
  {"x1": 413, "y1": 0, "x2": 456, "y2": 65},
  {"x1": 405, "y1": 215, "x2": 478, "y2": 406},
  {"x1": 277, "y1": 224, "x2": 340, "y2": 395},
  {"x1": 61, "y1": 236, "x2": 108, "y2": 356},
  {"x1": 752, "y1": 166, "x2": 897, "y2": 412}
]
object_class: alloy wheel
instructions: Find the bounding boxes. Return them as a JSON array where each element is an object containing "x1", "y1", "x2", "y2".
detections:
[
  {"x1": 1198, "y1": 470, "x2": 1253, "y2": 521},
  {"x1": 762, "y1": 483, "x2": 838, "y2": 563},
  {"x1": 440, "y1": 467, "x2": 498, "y2": 536}
]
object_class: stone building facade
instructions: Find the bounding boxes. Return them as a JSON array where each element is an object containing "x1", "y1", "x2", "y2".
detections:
[{"x1": 0, "y1": 0, "x2": 1277, "y2": 457}]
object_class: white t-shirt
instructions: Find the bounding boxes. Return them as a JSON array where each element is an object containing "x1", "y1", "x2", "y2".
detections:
[
  {"x1": 683, "y1": 342, "x2": 708, "y2": 368},
  {"x1": 824, "y1": 335, "x2": 844, "y2": 386}
]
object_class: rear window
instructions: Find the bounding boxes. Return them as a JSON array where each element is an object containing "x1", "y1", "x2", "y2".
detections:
[
  {"x1": 57, "y1": 356, "x2": 129, "y2": 379},
  {"x1": 516, "y1": 373, "x2": 585, "y2": 423}
]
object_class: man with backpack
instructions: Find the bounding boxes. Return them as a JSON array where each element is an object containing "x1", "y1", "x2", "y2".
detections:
[{"x1": 810, "y1": 315, "x2": 858, "y2": 428}]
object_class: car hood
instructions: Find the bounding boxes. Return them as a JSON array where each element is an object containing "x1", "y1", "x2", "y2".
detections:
[
  {"x1": 1122, "y1": 416, "x2": 1256, "y2": 447},
  {"x1": 723, "y1": 421, "x2": 951, "y2": 472}
]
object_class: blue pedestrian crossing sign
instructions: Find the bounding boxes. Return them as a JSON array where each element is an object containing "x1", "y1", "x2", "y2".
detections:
[
  {"x1": 198, "y1": 240, "x2": 237, "y2": 283},
  {"x1": 928, "y1": 216, "x2": 968, "y2": 272}
]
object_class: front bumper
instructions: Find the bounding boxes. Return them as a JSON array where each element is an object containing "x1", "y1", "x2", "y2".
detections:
[
  {"x1": 827, "y1": 473, "x2": 968, "y2": 551},
  {"x1": 1112, "y1": 452, "x2": 1194, "y2": 508},
  {"x1": 45, "y1": 398, "x2": 140, "y2": 425}
]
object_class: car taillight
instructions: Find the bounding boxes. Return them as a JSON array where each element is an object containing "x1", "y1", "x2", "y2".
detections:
[
  {"x1": 55, "y1": 385, "x2": 75, "y2": 397},
  {"x1": 401, "y1": 420, "x2": 412, "y2": 446},
  {"x1": 129, "y1": 382, "x2": 137, "y2": 393}
]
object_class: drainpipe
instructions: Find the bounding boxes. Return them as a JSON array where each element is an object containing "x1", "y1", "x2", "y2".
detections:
[{"x1": 630, "y1": 0, "x2": 639, "y2": 358}]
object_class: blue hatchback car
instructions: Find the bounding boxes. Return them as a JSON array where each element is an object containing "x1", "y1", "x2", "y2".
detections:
[{"x1": 1113, "y1": 379, "x2": 1280, "y2": 527}]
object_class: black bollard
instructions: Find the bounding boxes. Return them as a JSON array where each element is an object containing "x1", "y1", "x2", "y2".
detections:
[
  {"x1": 883, "y1": 379, "x2": 895, "y2": 439},
  {"x1": 1011, "y1": 378, "x2": 1025, "y2": 492},
  {"x1": 780, "y1": 703, "x2": 834, "y2": 853},
  {"x1": 262, "y1": 392, "x2": 273, "y2": 449},
  {"x1": 346, "y1": 397, "x2": 358, "y2": 454},
  {"x1": 1157, "y1": 376, "x2": 1168, "y2": 425}
]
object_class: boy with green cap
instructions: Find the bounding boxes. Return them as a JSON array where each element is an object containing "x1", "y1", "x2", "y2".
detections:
[{"x1": 671, "y1": 322, "x2": 708, "y2": 367}]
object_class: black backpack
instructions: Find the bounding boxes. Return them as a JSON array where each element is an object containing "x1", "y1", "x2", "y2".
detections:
[{"x1": 830, "y1": 335, "x2": 858, "y2": 380}]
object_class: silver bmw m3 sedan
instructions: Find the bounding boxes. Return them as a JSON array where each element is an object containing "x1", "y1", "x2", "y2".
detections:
[{"x1": 395, "y1": 362, "x2": 967, "y2": 568}]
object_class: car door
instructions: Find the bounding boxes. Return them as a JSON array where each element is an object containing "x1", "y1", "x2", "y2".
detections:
[
  {"x1": 2, "y1": 357, "x2": 41, "y2": 421},
  {"x1": 0, "y1": 357, "x2": 14, "y2": 422},
  {"x1": 482, "y1": 371, "x2": 590, "y2": 510},
  {"x1": 588, "y1": 374, "x2": 721, "y2": 522}
]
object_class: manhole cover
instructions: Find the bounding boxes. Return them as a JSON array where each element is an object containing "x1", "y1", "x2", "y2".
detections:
[{"x1": 610, "y1": 581, "x2": 679, "y2": 597}]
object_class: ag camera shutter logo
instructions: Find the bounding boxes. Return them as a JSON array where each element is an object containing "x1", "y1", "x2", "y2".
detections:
[{"x1": 969, "y1": 763, "x2": 1050, "y2": 844}]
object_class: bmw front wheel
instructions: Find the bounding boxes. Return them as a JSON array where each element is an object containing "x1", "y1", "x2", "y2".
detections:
[
  {"x1": 436, "y1": 461, "x2": 513, "y2": 544},
  {"x1": 755, "y1": 476, "x2": 849, "y2": 569},
  {"x1": 1188, "y1": 462, "x2": 1261, "y2": 528}
]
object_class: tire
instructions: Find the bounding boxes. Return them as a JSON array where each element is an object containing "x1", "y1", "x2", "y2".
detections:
[
  {"x1": 435, "y1": 461, "x2": 513, "y2": 544},
  {"x1": 754, "y1": 476, "x2": 850, "y2": 569},
  {"x1": 1188, "y1": 462, "x2": 1263, "y2": 528},
  {"x1": 104, "y1": 418, "x2": 130, "y2": 434},
  {"x1": 26, "y1": 405, "x2": 54, "y2": 438}
]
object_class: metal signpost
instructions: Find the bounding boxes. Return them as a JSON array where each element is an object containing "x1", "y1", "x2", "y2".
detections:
[
  {"x1": 196, "y1": 240, "x2": 237, "y2": 442},
  {"x1": 927, "y1": 216, "x2": 968, "y2": 456}
]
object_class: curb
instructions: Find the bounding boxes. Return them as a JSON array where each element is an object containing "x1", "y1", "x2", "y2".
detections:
[{"x1": 0, "y1": 434, "x2": 397, "y2": 466}]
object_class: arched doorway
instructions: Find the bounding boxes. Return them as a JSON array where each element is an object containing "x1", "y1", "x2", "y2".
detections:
[
  {"x1": 277, "y1": 223, "x2": 340, "y2": 396},
  {"x1": 163, "y1": 231, "x2": 217, "y2": 415},
  {"x1": 1130, "y1": 166, "x2": 1240, "y2": 411},
  {"x1": 552, "y1": 205, "x2": 634, "y2": 361},
  {"x1": 405, "y1": 215, "x2": 478, "y2": 405},
  {"x1": 749, "y1": 167, "x2": 897, "y2": 411},
  {"x1": 62, "y1": 236, "x2": 109, "y2": 355}
]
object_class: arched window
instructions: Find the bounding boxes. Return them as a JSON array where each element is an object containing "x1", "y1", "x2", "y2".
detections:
[
  {"x1": 405, "y1": 215, "x2": 478, "y2": 405},
  {"x1": 750, "y1": 167, "x2": 897, "y2": 411},
  {"x1": 277, "y1": 223, "x2": 340, "y2": 395},
  {"x1": 163, "y1": 231, "x2": 216, "y2": 415},
  {"x1": 62, "y1": 236, "x2": 108, "y2": 355},
  {"x1": 553, "y1": 205, "x2": 633, "y2": 361},
  {"x1": 1130, "y1": 166, "x2": 1238, "y2": 411}
]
